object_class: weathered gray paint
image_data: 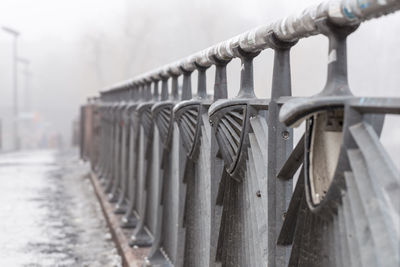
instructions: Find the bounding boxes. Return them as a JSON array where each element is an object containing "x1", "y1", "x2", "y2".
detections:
[{"x1": 80, "y1": 2, "x2": 400, "y2": 266}]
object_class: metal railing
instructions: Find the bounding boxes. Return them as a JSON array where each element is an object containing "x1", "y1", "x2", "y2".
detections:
[{"x1": 80, "y1": 0, "x2": 400, "y2": 266}]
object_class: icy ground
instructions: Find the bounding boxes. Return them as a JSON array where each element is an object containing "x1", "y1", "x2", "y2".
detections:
[{"x1": 0, "y1": 149, "x2": 121, "y2": 267}]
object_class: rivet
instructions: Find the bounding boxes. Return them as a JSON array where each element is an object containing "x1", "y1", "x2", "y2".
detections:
[{"x1": 281, "y1": 130, "x2": 290, "y2": 140}]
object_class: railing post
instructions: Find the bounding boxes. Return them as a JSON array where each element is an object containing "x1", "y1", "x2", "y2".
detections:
[
  {"x1": 115, "y1": 87, "x2": 134, "y2": 214},
  {"x1": 266, "y1": 32, "x2": 297, "y2": 267},
  {"x1": 108, "y1": 89, "x2": 129, "y2": 202},
  {"x1": 121, "y1": 81, "x2": 141, "y2": 228},
  {"x1": 145, "y1": 70, "x2": 179, "y2": 265},
  {"x1": 209, "y1": 56, "x2": 230, "y2": 266},
  {"x1": 129, "y1": 77, "x2": 159, "y2": 247},
  {"x1": 180, "y1": 69, "x2": 193, "y2": 100},
  {"x1": 173, "y1": 58, "x2": 215, "y2": 266},
  {"x1": 212, "y1": 59, "x2": 228, "y2": 100},
  {"x1": 171, "y1": 75, "x2": 179, "y2": 101},
  {"x1": 104, "y1": 92, "x2": 120, "y2": 194},
  {"x1": 209, "y1": 45, "x2": 271, "y2": 266}
]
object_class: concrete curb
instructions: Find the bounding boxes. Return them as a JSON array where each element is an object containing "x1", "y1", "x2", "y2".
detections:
[{"x1": 89, "y1": 171, "x2": 150, "y2": 267}]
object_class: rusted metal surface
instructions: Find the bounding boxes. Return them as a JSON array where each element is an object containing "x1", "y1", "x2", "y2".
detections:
[{"x1": 80, "y1": 1, "x2": 400, "y2": 266}]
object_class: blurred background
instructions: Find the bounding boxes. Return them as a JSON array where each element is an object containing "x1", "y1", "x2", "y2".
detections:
[{"x1": 0, "y1": 0, "x2": 399, "y2": 162}]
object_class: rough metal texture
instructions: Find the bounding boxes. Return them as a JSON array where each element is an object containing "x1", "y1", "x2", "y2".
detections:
[{"x1": 79, "y1": 1, "x2": 400, "y2": 267}]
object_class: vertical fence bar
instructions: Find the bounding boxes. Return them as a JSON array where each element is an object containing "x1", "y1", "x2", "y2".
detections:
[
  {"x1": 109, "y1": 89, "x2": 128, "y2": 202},
  {"x1": 146, "y1": 73, "x2": 177, "y2": 265},
  {"x1": 208, "y1": 46, "x2": 271, "y2": 266},
  {"x1": 115, "y1": 89, "x2": 132, "y2": 213},
  {"x1": 267, "y1": 32, "x2": 296, "y2": 266},
  {"x1": 209, "y1": 57, "x2": 230, "y2": 266},
  {"x1": 174, "y1": 60, "x2": 214, "y2": 266},
  {"x1": 129, "y1": 78, "x2": 159, "y2": 246},
  {"x1": 121, "y1": 82, "x2": 141, "y2": 228}
]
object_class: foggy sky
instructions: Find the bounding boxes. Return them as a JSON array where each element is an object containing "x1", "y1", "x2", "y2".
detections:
[{"x1": 0, "y1": 0, "x2": 399, "y2": 163}]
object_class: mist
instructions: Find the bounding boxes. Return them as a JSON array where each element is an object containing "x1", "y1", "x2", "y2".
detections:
[{"x1": 0, "y1": 0, "x2": 399, "y2": 158}]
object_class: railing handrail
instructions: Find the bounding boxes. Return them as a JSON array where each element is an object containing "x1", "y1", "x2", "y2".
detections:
[{"x1": 100, "y1": 0, "x2": 400, "y2": 95}]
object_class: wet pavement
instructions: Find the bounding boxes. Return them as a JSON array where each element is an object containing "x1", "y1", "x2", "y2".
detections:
[{"x1": 0, "y1": 149, "x2": 121, "y2": 267}]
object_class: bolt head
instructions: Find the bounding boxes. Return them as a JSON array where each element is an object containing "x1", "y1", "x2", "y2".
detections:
[{"x1": 281, "y1": 130, "x2": 290, "y2": 140}]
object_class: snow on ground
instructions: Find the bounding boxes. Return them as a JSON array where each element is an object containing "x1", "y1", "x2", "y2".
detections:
[{"x1": 0, "y1": 149, "x2": 121, "y2": 266}]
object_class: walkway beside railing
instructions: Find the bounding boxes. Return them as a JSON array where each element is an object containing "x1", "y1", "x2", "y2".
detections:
[{"x1": 80, "y1": 0, "x2": 400, "y2": 266}]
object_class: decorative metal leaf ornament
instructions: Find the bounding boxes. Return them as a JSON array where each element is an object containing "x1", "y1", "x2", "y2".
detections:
[
  {"x1": 211, "y1": 104, "x2": 249, "y2": 181},
  {"x1": 174, "y1": 103, "x2": 201, "y2": 157},
  {"x1": 152, "y1": 103, "x2": 174, "y2": 148},
  {"x1": 277, "y1": 19, "x2": 400, "y2": 267}
]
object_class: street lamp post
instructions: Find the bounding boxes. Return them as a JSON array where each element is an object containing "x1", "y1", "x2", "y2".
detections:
[
  {"x1": 17, "y1": 58, "x2": 31, "y2": 150},
  {"x1": 18, "y1": 58, "x2": 31, "y2": 112},
  {"x1": 2, "y1": 26, "x2": 20, "y2": 150}
]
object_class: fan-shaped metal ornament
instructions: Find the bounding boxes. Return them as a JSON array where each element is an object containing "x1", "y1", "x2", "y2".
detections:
[
  {"x1": 210, "y1": 99, "x2": 268, "y2": 182},
  {"x1": 173, "y1": 101, "x2": 201, "y2": 158},
  {"x1": 137, "y1": 103, "x2": 154, "y2": 138},
  {"x1": 152, "y1": 102, "x2": 174, "y2": 148},
  {"x1": 210, "y1": 102, "x2": 247, "y2": 181},
  {"x1": 277, "y1": 19, "x2": 400, "y2": 267}
]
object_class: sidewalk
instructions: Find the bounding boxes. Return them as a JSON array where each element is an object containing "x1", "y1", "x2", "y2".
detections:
[{"x1": 0, "y1": 149, "x2": 121, "y2": 266}]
